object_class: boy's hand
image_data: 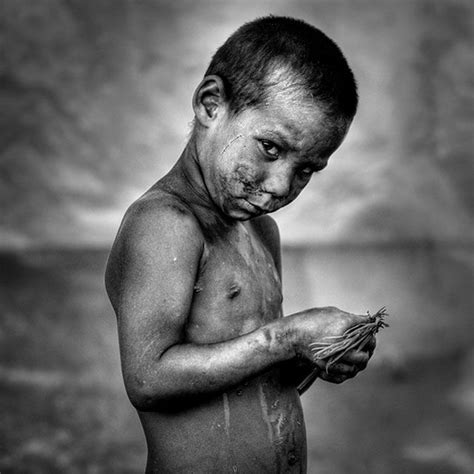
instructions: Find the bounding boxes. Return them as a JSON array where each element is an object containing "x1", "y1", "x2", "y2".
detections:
[
  {"x1": 315, "y1": 345, "x2": 374, "y2": 384},
  {"x1": 288, "y1": 307, "x2": 376, "y2": 384}
]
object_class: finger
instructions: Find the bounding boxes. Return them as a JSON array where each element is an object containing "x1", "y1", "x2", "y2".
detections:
[
  {"x1": 349, "y1": 312, "x2": 374, "y2": 325},
  {"x1": 343, "y1": 312, "x2": 378, "y2": 335},
  {"x1": 326, "y1": 362, "x2": 358, "y2": 376},
  {"x1": 312, "y1": 358, "x2": 352, "y2": 375},
  {"x1": 312, "y1": 359, "x2": 327, "y2": 373},
  {"x1": 360, "y1": 335, "x2": 377, "y2": 356},
  {"x1": 318, "y1": 371, "x2": 348, "y2": 384},
  {"x1": 339, "y1": 350, "x2": 369, "y2": 369}
]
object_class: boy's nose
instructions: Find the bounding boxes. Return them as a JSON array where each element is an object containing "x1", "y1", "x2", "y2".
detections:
[{"x1": 264, "y1": 170, "x2": 292, "y2": 198}]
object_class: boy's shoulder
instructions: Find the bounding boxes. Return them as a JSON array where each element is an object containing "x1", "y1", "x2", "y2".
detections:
[{"x1": 116, "y1": 186, "x2": 204, "y2": 252}]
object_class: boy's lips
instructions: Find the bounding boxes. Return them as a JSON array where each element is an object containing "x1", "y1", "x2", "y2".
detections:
[{"x1": 243, "y1": 199, "x2": 269, "y2": 214}]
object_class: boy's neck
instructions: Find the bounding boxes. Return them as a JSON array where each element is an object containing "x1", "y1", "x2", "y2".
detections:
[{"x1": 169, "y1": 139, "x2": 236, "y2": 227}]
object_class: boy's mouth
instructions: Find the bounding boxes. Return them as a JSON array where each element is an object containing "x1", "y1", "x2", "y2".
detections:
[{"x1": 243, "y1": 199, "x2": 269, "y2": 214}]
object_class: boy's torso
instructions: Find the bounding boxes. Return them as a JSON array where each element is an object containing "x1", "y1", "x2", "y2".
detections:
[
  {"x1": 132, "y1": 180, "x2": 307, "y2": 473},
  {"x1": 186, "y1": 211, "x2": 283, "y2": 343}
]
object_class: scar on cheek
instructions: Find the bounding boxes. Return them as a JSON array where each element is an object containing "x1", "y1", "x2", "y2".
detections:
[{"x1": 220, "y1": 134, "x2": 244, "y2": 156}]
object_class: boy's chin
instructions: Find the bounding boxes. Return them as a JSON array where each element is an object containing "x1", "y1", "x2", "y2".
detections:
[
  {"x1": 224, "y1": 208, "x2": 257, "y2": 221},
  {"x1": 224, "y1": 198, "x2": 268, "y2": 220}
]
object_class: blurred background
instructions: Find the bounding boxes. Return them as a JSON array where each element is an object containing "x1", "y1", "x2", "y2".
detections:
[{"x1": 0, "y1": 0, "x2": 472, "y2": 473}]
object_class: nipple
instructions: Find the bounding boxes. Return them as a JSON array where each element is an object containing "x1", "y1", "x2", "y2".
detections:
[{"x1": 227, "y1": 283, "x2": 241, "y2": 299}]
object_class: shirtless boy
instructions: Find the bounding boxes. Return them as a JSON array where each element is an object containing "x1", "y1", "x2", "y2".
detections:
[{"x1": 106, "y1": 16, "x2": 375, "y2": 473}]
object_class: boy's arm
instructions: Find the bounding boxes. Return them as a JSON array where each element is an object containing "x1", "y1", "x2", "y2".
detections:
[
  {"x1": 252, "y1": 215, "x2": 373, "y2": 394},
  {"x1": 106, "y1": 201, "x2": 372, "y2": 411},
  {"x1": 107, "y1": 201, "x2": 298, "y2": 411},
  {"x1": 252, "y1": 215, "x2": 319, "y2": 393}
]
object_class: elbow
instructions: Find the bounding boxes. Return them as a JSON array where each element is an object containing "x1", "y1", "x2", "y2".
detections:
[
  {"x1": 123, "y1": 369, "x2": 159, "y2": 411},
  {"x1": 127, "y1": 386, "x2": 156, "y2": 412},
  {"x1": 124, "y1": 374, "x2": 162, "y2": 411},
  {"x1": 124, "y1": 374, "x2": 179, "y2": 412}
]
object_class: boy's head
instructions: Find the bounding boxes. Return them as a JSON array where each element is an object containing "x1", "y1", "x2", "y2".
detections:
[
  {"x1": 191, "y1": 16, "x2": 358, "y2": 220},
  {"x1": 204, "y1": 15, "x2": 358, "y2": 121}
]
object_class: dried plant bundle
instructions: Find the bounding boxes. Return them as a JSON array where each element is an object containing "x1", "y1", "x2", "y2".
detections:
[{"x1": 310, "y1": 307, "x2": 389, "y2": 372}]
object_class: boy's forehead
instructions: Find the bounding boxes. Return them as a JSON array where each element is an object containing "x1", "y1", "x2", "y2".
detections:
[
  {"x1": 264, "y1": 66, "x2": 306, "y2": 94},
  {"x1": 251, "y1": 95, "x2": 334, "y2": 138},
  {"x1": 237, "y1": 94, "x2": 349, "y2": 157}
]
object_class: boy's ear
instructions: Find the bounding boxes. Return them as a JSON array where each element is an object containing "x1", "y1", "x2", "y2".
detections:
[{"x1": 193, "y1": 75, "x2": 227, "y2": 127}]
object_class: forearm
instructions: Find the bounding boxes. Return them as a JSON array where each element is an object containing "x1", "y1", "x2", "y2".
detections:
[{"x1": 124, "y1": 318, "x2": 296, "y2": 410}]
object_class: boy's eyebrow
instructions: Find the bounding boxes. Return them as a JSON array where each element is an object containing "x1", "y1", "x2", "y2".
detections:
[
  {"x1": 257, "y1": 129, "x2": 298, "y2": 150},
  {"x1": 257, "y1": 128, "x2": 331, "y2": 169}
]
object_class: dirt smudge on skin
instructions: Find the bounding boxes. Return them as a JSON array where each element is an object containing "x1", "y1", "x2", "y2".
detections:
[{"x1": 234, "y1": 165, "x2": 263, "y2": 196}]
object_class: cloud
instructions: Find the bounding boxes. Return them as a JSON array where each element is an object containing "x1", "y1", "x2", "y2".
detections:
[{"x1": 0, "y1": 1, "x2": 472, "y2": 248}]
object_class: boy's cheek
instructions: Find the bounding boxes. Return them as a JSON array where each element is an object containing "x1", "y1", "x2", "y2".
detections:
[
  {"x1": 217, "y1": 163, "x2": 262, "y2": 196},
  {"x1": 272, "y1": 186, "x2": 305, "y2": 210},
  {"x1": 234, "y1": 165, "x2": 264, "y2": 194}
]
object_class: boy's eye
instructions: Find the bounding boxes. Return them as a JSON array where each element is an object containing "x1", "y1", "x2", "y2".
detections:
[
  {"x1": 260, "y1": 140, "x2": 281, "y2": 159},
  {"x1": 298, "y1": 167, "x2": 314, "y2": 178}
]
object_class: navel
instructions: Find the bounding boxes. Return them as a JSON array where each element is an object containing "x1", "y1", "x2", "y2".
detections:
[
  {"x1": 288, "y1": 451, "x2": 298, "y2": 466},
  {"x1": 227, "y1": 283, "x2": 241, "y2": 299}
]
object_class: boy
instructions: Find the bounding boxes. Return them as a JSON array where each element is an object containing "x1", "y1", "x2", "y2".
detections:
[{"x1": 105, "y1": 16, "x2": 375, "y2": 473}]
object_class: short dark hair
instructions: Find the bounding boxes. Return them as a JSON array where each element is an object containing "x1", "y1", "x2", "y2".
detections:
[{"x1": 205, "y1": 16, "x2": 358, "y2": 119}]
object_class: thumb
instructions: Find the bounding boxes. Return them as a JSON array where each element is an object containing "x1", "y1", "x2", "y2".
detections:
[{"x1": 348, "y1": 312, "x2": 372, "y2": 325}]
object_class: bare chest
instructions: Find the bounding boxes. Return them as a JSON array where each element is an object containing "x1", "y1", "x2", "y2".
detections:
[{"x1": 186, "y1": 223, "x2": 282, "y2": 343}]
